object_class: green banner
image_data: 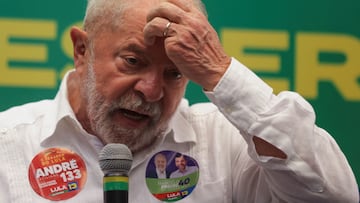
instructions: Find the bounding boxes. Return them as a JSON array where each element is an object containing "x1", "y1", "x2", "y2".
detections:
[{"x1": 0, "y1": 0, "x2": 359, "y2": 185}]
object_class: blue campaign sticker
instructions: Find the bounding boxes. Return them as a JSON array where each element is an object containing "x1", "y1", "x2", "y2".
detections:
[{"x1": 145, "y1": 151, "x2": 199, "y2": 202}]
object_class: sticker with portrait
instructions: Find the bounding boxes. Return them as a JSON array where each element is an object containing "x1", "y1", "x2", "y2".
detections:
[{"x1": 145, "y1": 150, "x2": 199, "y2": 202}]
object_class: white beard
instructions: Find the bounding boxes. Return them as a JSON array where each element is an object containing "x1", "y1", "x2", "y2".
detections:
[{"x1": 83, "y1": 62, "x2": 168, "y2": 153}]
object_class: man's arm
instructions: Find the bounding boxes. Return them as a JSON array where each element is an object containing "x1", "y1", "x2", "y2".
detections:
[
  {"x1": 206, "y1": 58, "x2": 359, "y2": 202},
  {"x1": 143, "y1": 0, "x2": 359, "y2": 201}
]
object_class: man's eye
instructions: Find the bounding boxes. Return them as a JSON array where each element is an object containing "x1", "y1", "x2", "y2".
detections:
[
  {"x1": 166, "y1": 69, "x2": 183, "y2": 80},
  {"x1": 124, "y1": 57, "x2": 138, "y2": 65}
]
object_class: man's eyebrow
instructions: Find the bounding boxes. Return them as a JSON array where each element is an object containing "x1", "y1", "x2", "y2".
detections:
[{"x1": 124, "y1": 43, "x2": 146, "y2": 55}]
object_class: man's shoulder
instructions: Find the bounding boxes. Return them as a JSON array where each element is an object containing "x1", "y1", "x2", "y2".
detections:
[
  {"x1": 0, "y1": 99, "x2": 53, "y2": 128},
  {"x1": 169, "y1": 169, "x2": 180, "y2": 178},
  {"x1": 178, "y1": 98, "x2": 219, "y2": 116},
  {"x1": 189, "y1": 102, "x2": 218, "y2": 115},
  {"x1": 176, "y1": 99, "x2": 234, "y2": 130}
]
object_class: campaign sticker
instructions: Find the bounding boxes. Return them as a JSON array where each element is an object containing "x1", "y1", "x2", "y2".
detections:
[
  {"x1": 28, "y1": 148, "x2": 87, "y2": 201},
  {"x1": 145, "y1": 151, "x2": 199, "y2": 202}
]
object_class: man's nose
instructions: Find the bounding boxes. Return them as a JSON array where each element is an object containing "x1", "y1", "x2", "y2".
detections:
[{"x1": 134, "y1": 70, "x2": 164, "y2": 102}]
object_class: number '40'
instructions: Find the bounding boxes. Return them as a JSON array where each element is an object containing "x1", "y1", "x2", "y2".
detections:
[{"x1": 178, "y1": 177, "x2": 190, "y2": 186}]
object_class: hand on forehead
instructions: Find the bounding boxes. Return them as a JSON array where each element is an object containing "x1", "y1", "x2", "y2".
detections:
[
  {"x1": 143, "y1": 0, "x2": 206, "y2": 45},
  {"x1": 143, "y1": 0, "x2": 229, "y2": 90},
  {"x1": 163, "y1": 0, "x2": 194, "y2": 12},
  {"x1": 147, "y1": 0, "x2": 201, "y2": 23}
]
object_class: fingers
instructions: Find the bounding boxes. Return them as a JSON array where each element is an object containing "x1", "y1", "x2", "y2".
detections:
[
  {"x1": 146, "y1": 2, "x2": 185, "y2": 24},
  {"x1": 143, "y1": 17, "x2": 176, "y2": 45},
  {"x1": 143, "y1": 0, "x2": 230, "y2": 90},
  {"x1": 163, "y1": 22, "x2": 172, "y2": 37},
  {"x1": 144, "y1": 0, "x2": 205, "y2": 45},
  {"x1": 146, "y1": 0, "x2": 205, "y2": 24},
  {"x1": 165, "y1": 0, "x2": 193, "y2": 12},
  {"x1": 144, "y1": 2, "x2": 183, "y2": 45}
]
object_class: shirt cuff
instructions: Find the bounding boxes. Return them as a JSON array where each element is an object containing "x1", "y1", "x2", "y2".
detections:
[{"x1": 205, "y1": 57, "x2": 273, "y2": 131}]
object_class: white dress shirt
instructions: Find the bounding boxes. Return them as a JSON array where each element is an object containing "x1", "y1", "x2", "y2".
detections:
[
  {"x1": 0, "y1": 58, "x2": 358, "y2": 203},
  {"x1": 156, "y1": 168, "x2": 167, "y2": 179}
]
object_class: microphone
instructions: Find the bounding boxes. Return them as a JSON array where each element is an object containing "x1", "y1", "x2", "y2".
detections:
[{"x1": 99, "y1": 143, "x2": 133, "y2": 203}]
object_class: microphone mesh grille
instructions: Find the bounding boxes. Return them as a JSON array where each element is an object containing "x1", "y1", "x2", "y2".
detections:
[{"x1": 99, "y1": 143, "x2": 133, "y2": 174}]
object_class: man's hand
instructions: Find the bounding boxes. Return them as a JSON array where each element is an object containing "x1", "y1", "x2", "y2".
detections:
[{"x1": 144, "y1": 0, "x2": 231, "y2": 91}]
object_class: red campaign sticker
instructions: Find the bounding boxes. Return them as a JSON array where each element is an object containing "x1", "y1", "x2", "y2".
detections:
[{"x1": 28, "y1": 148, "x2": 87, "y2": 201}]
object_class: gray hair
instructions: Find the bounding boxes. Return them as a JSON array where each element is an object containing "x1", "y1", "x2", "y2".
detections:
[{"x1": 83, "y1": 0, "x2": 208, "y2": 38}]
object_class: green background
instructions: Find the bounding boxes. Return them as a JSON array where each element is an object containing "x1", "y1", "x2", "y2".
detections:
[{"x1": 0, "y1": 0, "x2": 359, "y2": 185}]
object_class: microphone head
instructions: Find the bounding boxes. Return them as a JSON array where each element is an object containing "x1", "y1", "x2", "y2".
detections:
[{"x1": 99, "y1": 143, "x2": 133, "y2": 175}]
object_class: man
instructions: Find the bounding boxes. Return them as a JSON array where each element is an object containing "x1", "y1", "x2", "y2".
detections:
[
  {"x1": 0, "y1": 0, "x2": 358, "y2": 202},
  {"x1": 170, "y1": 153, "x2": 198, "y2": 178},
  {"x1": 146, "y1": 152, "x2": 169, "y2": 179}
]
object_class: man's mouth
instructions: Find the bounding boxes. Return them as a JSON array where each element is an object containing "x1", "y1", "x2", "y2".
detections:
[{"x1": 119, "y1": 108, "x2": 150, "y2": 121}]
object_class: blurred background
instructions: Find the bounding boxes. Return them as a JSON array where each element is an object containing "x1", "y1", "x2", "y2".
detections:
[{"x1": 0, "y1": 0, "x2": 359, "y2": 188}]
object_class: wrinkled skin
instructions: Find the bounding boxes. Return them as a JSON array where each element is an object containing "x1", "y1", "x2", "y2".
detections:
[{"x1": 69, "y1": 0, "x2": 283, "y2": 158}]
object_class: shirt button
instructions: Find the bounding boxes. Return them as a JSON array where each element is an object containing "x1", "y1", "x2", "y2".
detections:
[
  {"x1": 312, "y1": 184, "x2": 324, "y2": 193},
  {"x1": 0, "y1": 128, "x2": 8, "y2": 135},
  {"x1": 225, "y1": 107, "x2": 233, "y2": 114}
]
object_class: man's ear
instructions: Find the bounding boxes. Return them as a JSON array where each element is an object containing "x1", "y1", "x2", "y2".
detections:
[{"x1": 70, "y1": 26, "x2": 88, "y2": 69}]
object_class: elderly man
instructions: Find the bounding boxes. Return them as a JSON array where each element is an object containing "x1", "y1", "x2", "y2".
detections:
[
  {"x1": 146, "y1": 152, "x2": 169, "y2": 179},
  {"x1": 0, "y1": 0, "x2": 358, "y2": 202}
]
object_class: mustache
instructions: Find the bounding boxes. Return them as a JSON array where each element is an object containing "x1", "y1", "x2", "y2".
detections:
[{"x1": 108, "y1": 92, "x2": 161, "y2": 117}]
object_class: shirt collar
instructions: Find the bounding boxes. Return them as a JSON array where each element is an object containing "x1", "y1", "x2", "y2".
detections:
[
  {"x1": 131, "y1": 99, "x2": 197, "y2": 170},
  {"x1": 40, "y1": 70, "x2": 86, "y2": 145},
  {"x1": 167, "y1": 99, "x2": 197, "y2": 144}
]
